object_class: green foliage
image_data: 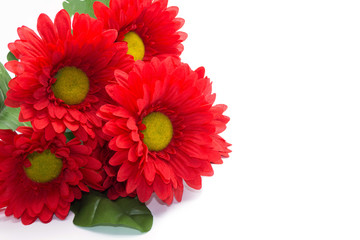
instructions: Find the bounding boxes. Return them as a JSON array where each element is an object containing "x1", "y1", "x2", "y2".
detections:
[
  {"x1": 63, "y1": 0, "x2": 110, "y2": 18},
  {"x1": 0, "y1": 107, "x2": 31, "y2": 130},
  {"x1": 64, "y1": 129, "x2": 76, "y2": 142},
  {"x1": 0, "y1": 62, "x2": 9, "y2": 112},
  {"x1": 71, "y1": 191, "x2": 153, "y2": 233},
  {"x1": 7, "y1": 52, "x2": 18, "y2": 62},
  {"x1": 0, "y1": 62, "x2": 31, "y2": 130}
]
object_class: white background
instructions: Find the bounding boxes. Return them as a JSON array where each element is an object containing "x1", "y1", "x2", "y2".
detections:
[{"x1": 1, "y1": 0, "x2": 360, "y2": 239}]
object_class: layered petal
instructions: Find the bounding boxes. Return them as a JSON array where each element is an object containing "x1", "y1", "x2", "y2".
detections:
[
  {"x1": 94, "y1": 0, "x2": 187, "y2": 61},
  {"x1": 5, "y1": 9, "x2": 133, "y2": 146},
  {"x1": 98, "y1": 57, "x2": 230, "y2": 204},
  {"x1": 0, "y1": 127, "x2": 102, "y2": 224}
]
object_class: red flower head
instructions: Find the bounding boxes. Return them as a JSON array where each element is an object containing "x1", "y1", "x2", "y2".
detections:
[
  {"x1": 94, "y1": 0, "x2": 187, "y2": 61},
  {"x1": 0, "y1": 127, "x2": 102, "y2": 225},
  {"x1": 98, "y1": 57, "x2": 231, "y2": 205},
  {"x1": 5, "y1": 9, "x2": 133, "y2": 146},
  {"x1": 89, "y1": 143, "x2": 136, "y2": 200}
]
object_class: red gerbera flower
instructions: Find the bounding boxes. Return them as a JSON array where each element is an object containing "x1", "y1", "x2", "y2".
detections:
[
  {"x1": 98, "y1": 57, "x2": 231, "y2": 205},
  {"x1": 94, "y1": 0, "x2": 187, "y2": 61},
  {"x1": 0, "y1": 127, "x2": 102, "y2": 225},
  {"x1": 89, "y1": 143, "x2": 136, "y2": 200},
  {"x1": 5, "y1": 9, "x2": 133, "y2": 147}
]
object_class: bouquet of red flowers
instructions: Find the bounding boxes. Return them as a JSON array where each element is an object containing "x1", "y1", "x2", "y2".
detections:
[{"x1": 0, "y1": 0, "x2": 230, "y2": 233}]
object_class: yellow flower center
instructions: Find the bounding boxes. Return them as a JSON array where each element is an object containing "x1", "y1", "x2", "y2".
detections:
[
  {"x1": 141, "y1": 112, "x2": 173, "y2": 152},
  {"x1": 52, "y1": 66, "x2": 89, "y2": 105},
  {"x1": 123, "y1": 31, "x2": 145, "y2": 61},
  {"x1": 24, "y1": 149, "x2": 63, "y2": 183}
]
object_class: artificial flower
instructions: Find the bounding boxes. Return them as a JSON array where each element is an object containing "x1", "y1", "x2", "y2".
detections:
[
  {"x1": 0, "y1": 127, "x2": 102, "y2": 225},
  {"x1": 89, "y1": 142, "x2": 136, "y2": 199},
  {"x1": 98, "y1": 57, "x2": 231, "y2": 205},
  {"x1": 94, "y1": 0, "x2": 187, "y2": 61},
  {"x1": 5, "y1": 9, "x2": 133, "y2": 147}
]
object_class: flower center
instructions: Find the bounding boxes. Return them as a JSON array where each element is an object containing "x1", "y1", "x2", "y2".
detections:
[
  {"x1": 141, "y1": 112, "x2": 173, "y2": 152},
  {"x1": 52, "y1": 66, "x2": 89, "y2": 105},
  {"x1": 24, "y1": 149, "x2": 63, "y2": 183},
  {"x1": 123, "y1": 31, "x2": 145, "y2": 61}
]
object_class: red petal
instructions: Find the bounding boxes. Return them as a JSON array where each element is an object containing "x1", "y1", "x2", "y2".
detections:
[
  {"x1": 126, "y1": 174, "x2": 140, "y2": 194},
  {"x1": 82, "y1": 169, "x2": 102, "y2": 186},
  {"x1": 5, "y1": 61, "x2": 24, "y2": 75},
  {"x1": 113, "y1": 107, "x2": 132, "y2": 118},
  {"x1": 55, "y1": 147, "x2": 70, "y2": 158},
  {"x1": 195, "y1": 66, "x2": 205, "y2": 78},
  {"x1": 31, "y1": 197, "x2": 45, "y2": 215},
  {"x1": 85, "y1": 111, "x2": 102, "y2": 127},
  {"x1": 109, "y1": 150, "x2": 127, "y2": 166},
  {"x1": 85, "y1": 157, "x2": 102, "y2": 170},
  {"x1": 21, "y1": 211, "x2": 36, "y2": 225},
  {"x1": 105, "y1": 84, "x2": 122, "y2": 103},
  {"x1": 45, "y1": 125, "x2": 56, "y2": 140},
  {"x1": 115, "y1": 135, "x2": 133, "y2": 148},
  {"x1": 17, "y1": 26, "x2": 46, "y2": 55},
  {"x1": 54, "y1": 10, "x2": 71, "y2": 41},
  {"x1": 8, "y1": 43, "x2": 20, "y2": 59},
  {"x1": 70, "y1": 144, "x2": 91, "y2": 155},
  {"x1": 144, "y1": 160, "x2": 156, "y2": 184},
  {"x1": 34, "y1": 98, "x2": 49, "y2": 110},
  {"x1": 0, "y1": 129, "x2": 16, "y2": 144},
  {"x1": 73, "y1": 126, "x2": 88, "y2": 142},
  {"x1": 51, "y1": 120, "x2": 66, "y2": 133},
  {"x1": 93, "y1": 1, "x2": 110, "y2": 20},
  {"x1": 103, "y1": 121, "x2": 122, "y2": 136},
  {"x1": 126, "y1": 117, "x2": 137, "y2": 130},
  {"x1": 68, "y1": 108, "x2": 82, "y2": 121},
  {"x1": 55, "y1": 201, "x2": 70, "y2": 219},
  {"x1": 137, "y1": 179, "x2": 153, "y2": 203},
  {"x1": 12, "y1": 197, "x2": 26, "y2": 218},
  {"x1": 47, "y1": 104, "x2": 56, "y2": 118},
  {"x1": 153, "y1": 176, "x2": 172, "y2": 202},
  {"x1": 39, "y1": 206, "x2": 54, "y2": 224},
  {"x1": 174, "y1": 182, "x2": 184, "y2": 202},
  {"x1": 97, "y1": 104, "x2": 119, "y2": 120},
  {"x1": 60, "y1": 181, "x2": 70, "y2": 197},
  {"x1": 163, "y1": 192, "x2": 174, "y2": 205},
  {"x1": 33, "y1": 117, "x2": 50, "y2": 130},
  {"x1": 37, "y1": 13, "x2": 57, "y2": 43},
  {"x1": 180, "y1": 142, "x2": 209, "y2": 160},
  {"x1": 20, "y1": 105, "x2": 35, "y2": 120},
  {"x1": 64, "y1": 120, "x2": 80, "y2": 131},
  {"x1": 114, "y1": 70, "x2": 129, "y2": 86},
  {"x1": 128, "y1": 145, "x2": 138, "y2": 162},
  {"x1": 185, "y1": 175, "x2": 202, "y2": 190},
  {"x1": 117, "y1": 162, "x2": 135, "y2": 182},
  {"x1": 78, "y1": 181, "x2": 90, "y2": 192},
  {"x1": 54, "y1": 105, "x2": 67, "y2": 119},
  {"x1": 154, "y1": 159, "x2": 171, "y2": 182}
]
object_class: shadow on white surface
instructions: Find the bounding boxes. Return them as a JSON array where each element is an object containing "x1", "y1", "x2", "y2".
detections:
[
  {"x1": 75, "y1": 225, "x2": 143, "y2": 236},
  {"x1": 146, "y1": 185, "x2": 202, "y2": 217},
  {"x1": 0, "y1": 210, "x2": 21, "y2": 224},
  {"x1": 0, "y1": 187, "x2": 202, "y2": 238}
]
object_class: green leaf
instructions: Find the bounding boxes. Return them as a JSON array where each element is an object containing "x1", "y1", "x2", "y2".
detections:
[
  {"x1": 65, "y1": 129, "x2": 75, "y2": 142},
  {"x1": 0, "y1": 62, "x2": 10, "y2": 112},
  {"x1": 7, "y1": 52, "x2": 18, "y2": 62},
  {"x1": 0, "y1": 107, "x2": 31, "y2": 130},
  {"x1": 0, "y1": 62, "x2": 31, "y2": 130},
  {"x1": 71, "y1": 191, "x2": 153, "y2": 233},
  {"x1": 63, "y1": 0, "x2": 110, "y2": 18}
]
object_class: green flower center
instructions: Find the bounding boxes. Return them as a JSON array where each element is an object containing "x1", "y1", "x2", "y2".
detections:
[
  {"x1": 52, "y1": 66, "x2": 89, "y2": 105},
  {"x1": 141, "y1": 112, "x2": 173, "y2": 152},
  {"x1": 123, "y1": 31, "x2": 145, "y2": 61},
  {"x1": 24, "y1": 149, "x2": 63, "y2": 183}
]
